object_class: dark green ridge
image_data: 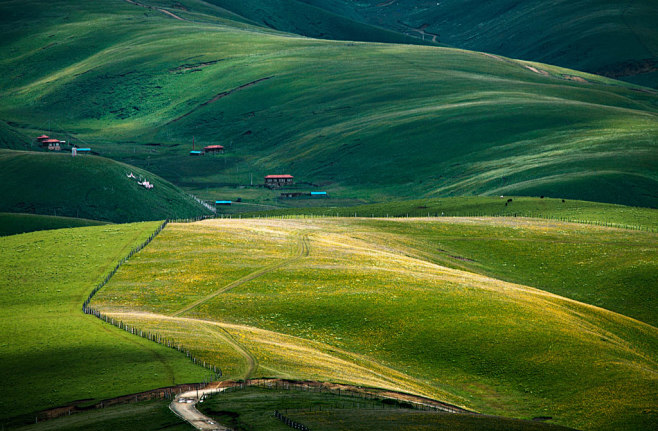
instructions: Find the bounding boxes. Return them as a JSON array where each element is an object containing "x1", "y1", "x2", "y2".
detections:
[
  {"x1": 297, "y1": 0, "x2": 658, "y2": 88},
  {"x1": 200, "y1": 0, "x2": 425, "y2": 45},
  {"x1": 0, "y1": 212, "x2": 108, "y2": 237}
]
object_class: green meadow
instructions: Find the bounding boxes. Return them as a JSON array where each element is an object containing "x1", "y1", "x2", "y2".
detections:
[
  {"x1": 94, "y1": 218, "x2": 658, "y2": 430},
  {"x1": 199, "y1": 386, "x2": 573, "y2": 430},
  {"x1": 1, "y1": 0, "x2": 656, "y2": 208},
  {"x1": 0, "y1": 223, "x2": 208, "y2": 425},
  {"x1": 0, "y1": 212, "x2": 108, "y2": 237}
]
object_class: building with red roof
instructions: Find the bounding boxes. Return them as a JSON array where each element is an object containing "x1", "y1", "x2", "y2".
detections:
[
  {"x1": 37, "y1": 136, "x2": 65, "y2": 151},
  {"x1": 264, "y1": 174, "x2": 294, "y2": 188},
  {"x1": 204, "y1": 145, "x2": 224, "y2": 154}
]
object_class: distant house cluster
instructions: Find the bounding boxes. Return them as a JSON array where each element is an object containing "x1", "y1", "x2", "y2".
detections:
[{"x1": 36, "y1": 134, "x2": 65, "y2": 151}]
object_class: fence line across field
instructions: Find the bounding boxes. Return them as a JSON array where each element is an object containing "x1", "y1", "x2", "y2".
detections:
[
  {"x1": 207, "y1": 211, "x2": 653, "y2": 232},
  {"x1": 82, "y1": 219, "x2": 223, "y2": 382}
]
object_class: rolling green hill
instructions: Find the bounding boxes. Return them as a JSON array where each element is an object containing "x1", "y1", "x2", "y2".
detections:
[
  {"x1": 163, "y1": 0, "x2": 658, "y2": 88},
  {"x1": 295, "y1": 0, "x2": 658, "y2": 88},
  {"x1": 0, "y1": 150, "x2": 211, "y2": 222},
  {"x1": 199, "y1": 0, "x2": 421, "y2": 45},
  {"x1": 0, "y1": 0, "x2": 657, "y2": 208},
  {"x1": 93, "y1": 218, "x2": 658, "y2": 430}
]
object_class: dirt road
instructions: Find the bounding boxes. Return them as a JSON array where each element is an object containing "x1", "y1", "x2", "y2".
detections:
[{"x1": 170, "y1": 387, "x2": 229, "y2": 431}]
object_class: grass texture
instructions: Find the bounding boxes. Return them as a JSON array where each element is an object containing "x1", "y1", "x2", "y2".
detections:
[
  {"x1": 94, "y1": 218, "x2": 658, "y2": 430},
  {"x1": 0, "y1": 223, "x2": 208, "y2": 424}
]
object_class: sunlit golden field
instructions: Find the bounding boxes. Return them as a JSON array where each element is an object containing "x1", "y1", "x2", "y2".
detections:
[{"x1": 93, "y1": 218, "x2": 658, "y2": 430}]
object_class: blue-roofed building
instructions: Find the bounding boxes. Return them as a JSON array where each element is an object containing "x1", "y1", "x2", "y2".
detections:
[
  {"x1": 189, "y1": 150, "x2": 203, "y2": 156},
  {"x1": 215, "y1": 200, "x2": 232, "y2": 206},
  {"x1": 311, "y1": 191, "x2": 328, "y2": 197}
]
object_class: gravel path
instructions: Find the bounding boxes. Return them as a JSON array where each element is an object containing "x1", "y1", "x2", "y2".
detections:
[{"x1": 170, "y1": 387, "x2": 229, "y2": 431}]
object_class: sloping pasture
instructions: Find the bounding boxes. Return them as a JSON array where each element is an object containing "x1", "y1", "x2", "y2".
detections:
[{"x1": 94, "y1": 218, "x2": 658, "y2": 430}]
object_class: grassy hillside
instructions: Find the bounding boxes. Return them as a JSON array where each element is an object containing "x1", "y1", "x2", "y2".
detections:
[
  {"x1": 0, "y1": 0, "x2": 656, "y2": 208},
  {"x1": 0, "y1": 212, "x2": 108, "y2": 236},
  {"x1": 0, "y1": 223, "x2": 208, "y2": 425},
  {"x1": 94, "y1": 219, "x2": 658, "y2": 430},
  {"x1": 0, "y1": 119, "x2": 30, "y2": 149},
  {"x1": 299, "y1": 0, "x2": 658, "y2": 88},
  {"x1": 0, "y1": 150, "x2": 211, "y2": 222}
]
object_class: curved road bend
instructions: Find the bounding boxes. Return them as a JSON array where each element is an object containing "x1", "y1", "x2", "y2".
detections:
[{"x1": 170, "y1": 387, "x2": 230, "y2": 431}]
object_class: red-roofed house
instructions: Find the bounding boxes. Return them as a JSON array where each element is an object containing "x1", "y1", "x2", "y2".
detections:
[
  {"x1": 42, "y1": 138, "x2": 64, "y2": 151},
  {"x1": 264, "y1": 174, "x2": 294, "y2": 188},
  {"x1": 204, "y1": 145, "x2": 224, "y2": 154},
  {"x1": 36, "y1": 135, "x2": 50, "y2": 142}
]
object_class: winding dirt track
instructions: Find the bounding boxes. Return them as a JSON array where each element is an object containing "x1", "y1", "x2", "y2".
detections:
[
  {"x1": 203, "y1": 325, "x2": 258, "y2": 379},
  {"x1": 168, "y1": 233, "x2": 309, "y2": 383},
  {"x1": 172, "y1": 233, "x2": 309, "y2": 317}
]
